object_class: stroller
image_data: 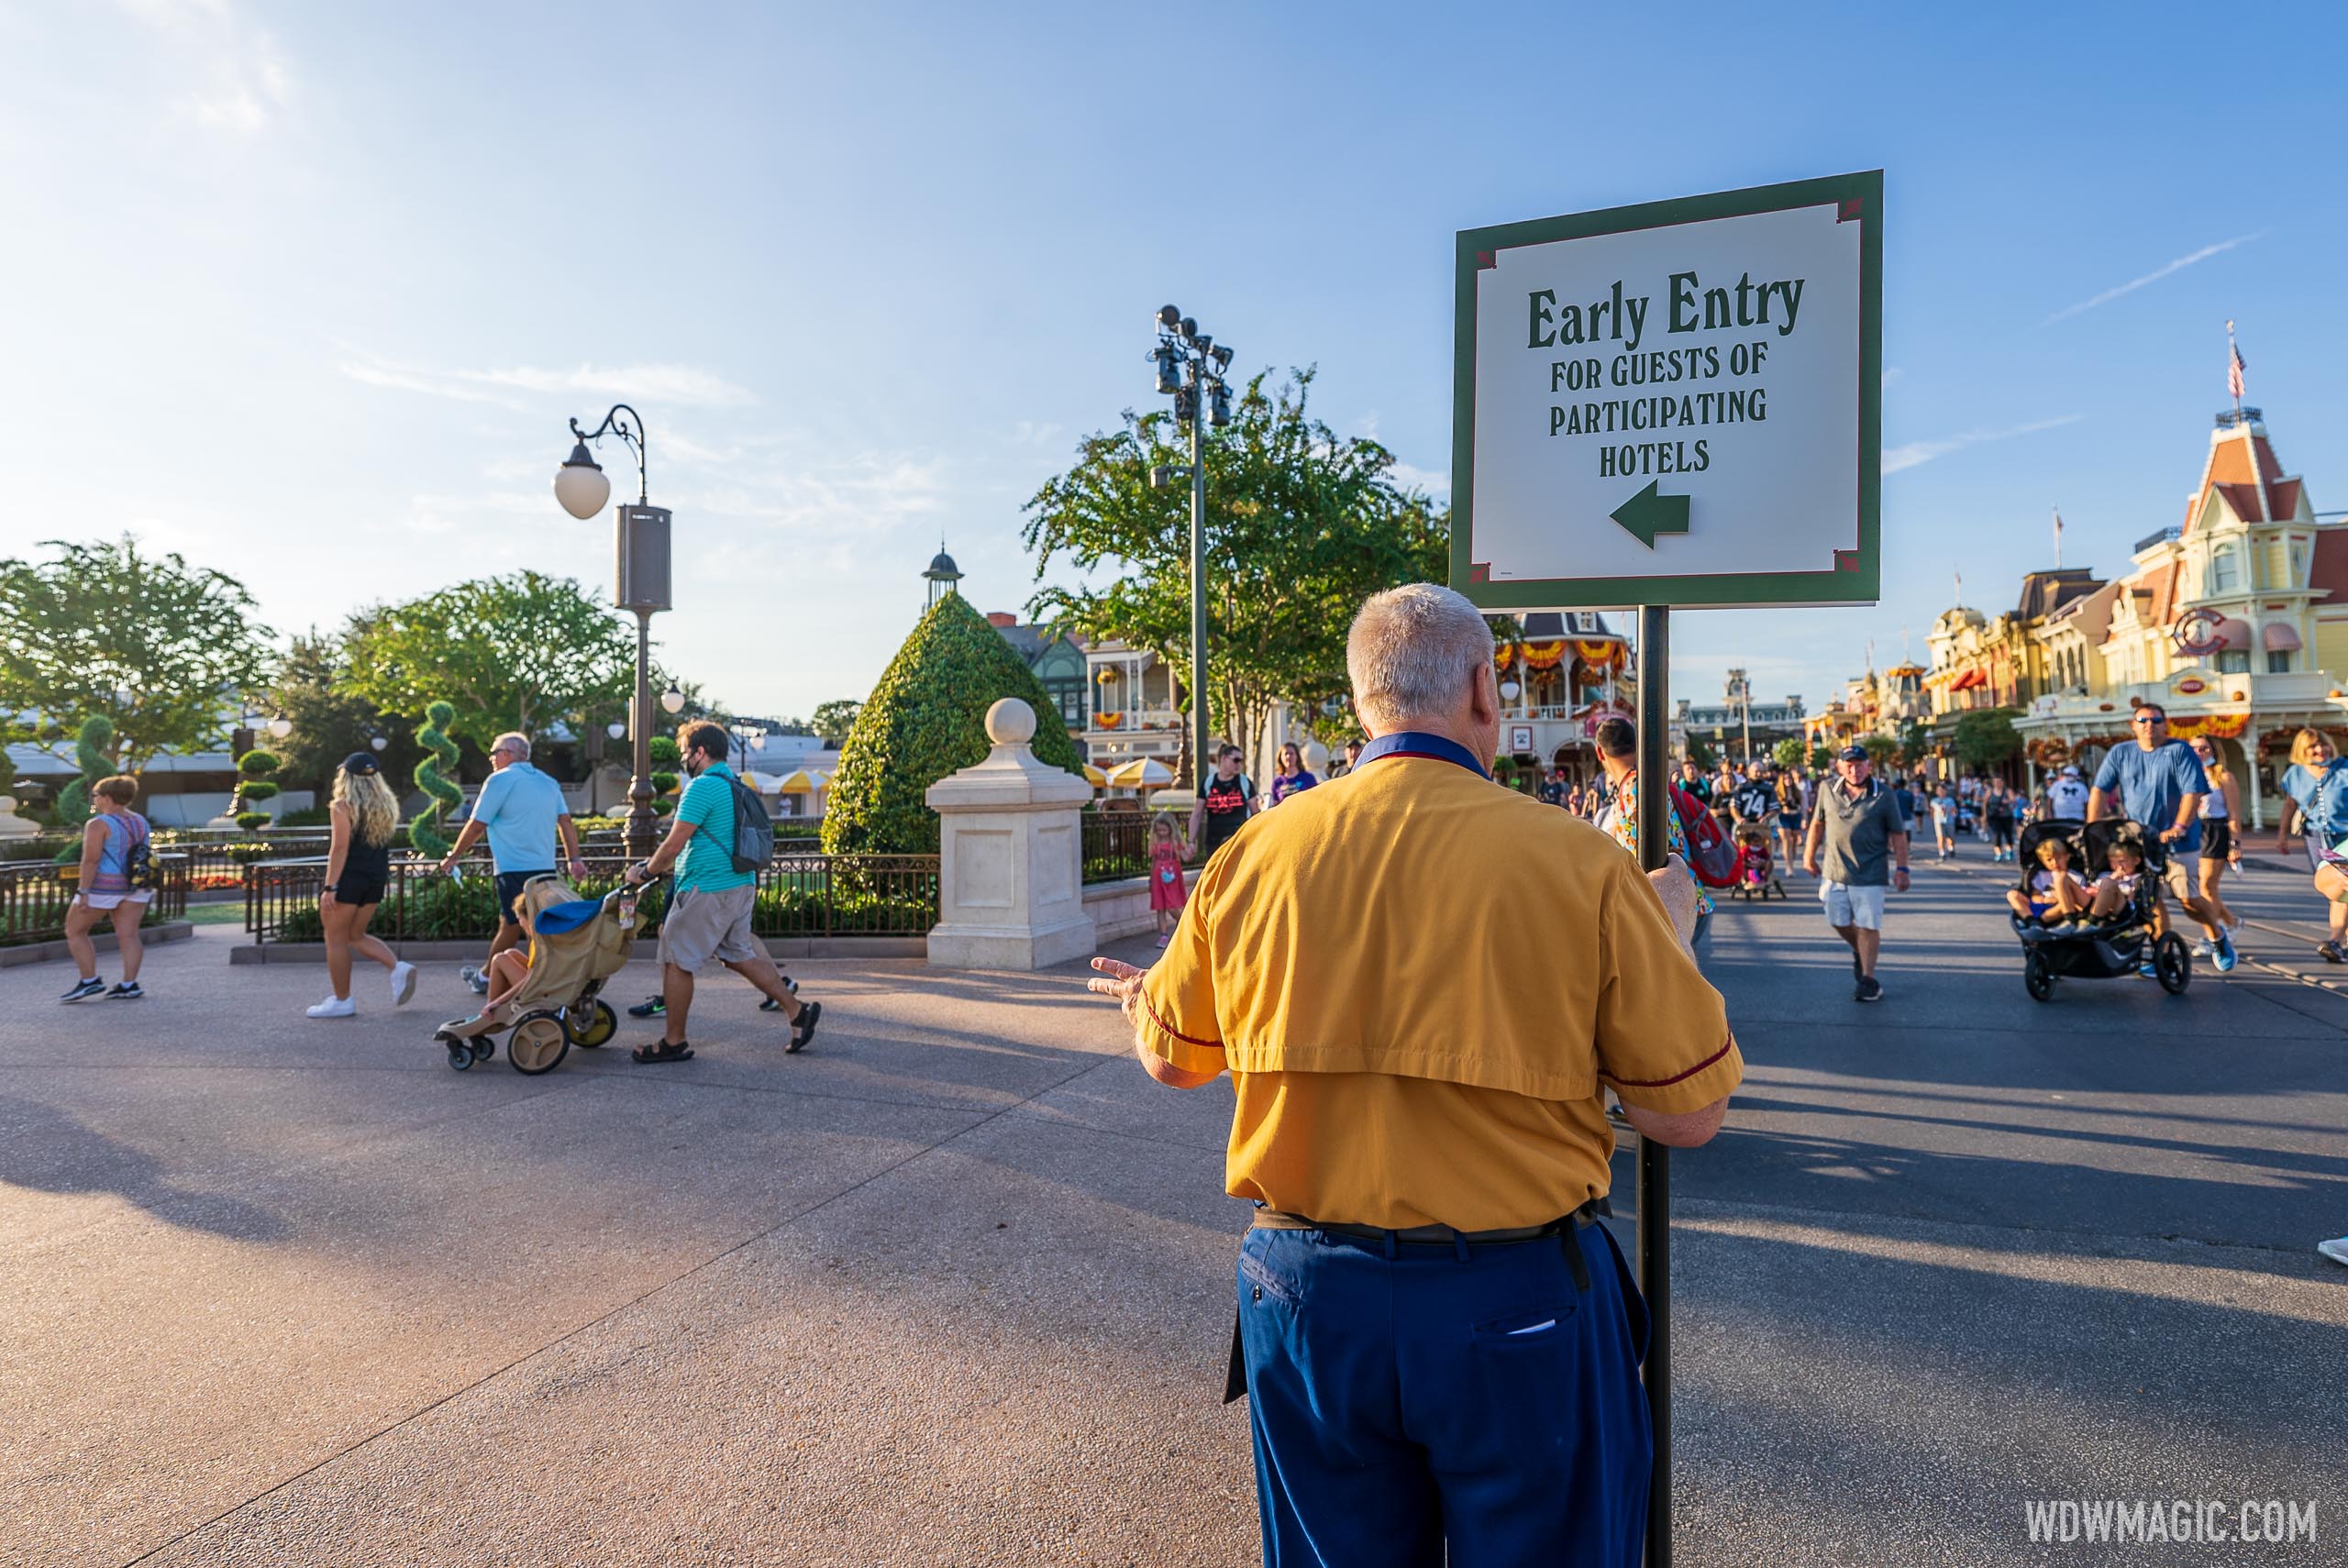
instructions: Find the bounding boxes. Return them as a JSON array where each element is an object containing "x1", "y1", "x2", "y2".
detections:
[
  {"x1": 2010, "y1": 818, "x2": 2189, "y2": 1001},
  {"x1": 1729, "y1": 821, "x2": 1786, "y2": 900},
  {"x1": 433, "y1": 873, "x2": 647, "y2": 1074}
]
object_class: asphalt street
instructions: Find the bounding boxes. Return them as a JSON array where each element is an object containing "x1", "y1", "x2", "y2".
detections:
[{"x1": 3, "y1": 845, "x2": 2342, "y2": 1566}]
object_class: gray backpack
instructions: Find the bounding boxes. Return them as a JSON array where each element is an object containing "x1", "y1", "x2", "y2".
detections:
[{"x1": 725, "y1": 778, "x2": 775, "y2": 873}]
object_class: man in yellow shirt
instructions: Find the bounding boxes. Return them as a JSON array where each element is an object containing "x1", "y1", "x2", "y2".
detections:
[{"x1": 1090, "y1": 583, "x2": 1739, "y2": 1567}]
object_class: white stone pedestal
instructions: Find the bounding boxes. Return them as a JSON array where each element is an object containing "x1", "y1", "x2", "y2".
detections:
[{"x1": 925, "y1": 699, "x2": 1097, "y2": 971}]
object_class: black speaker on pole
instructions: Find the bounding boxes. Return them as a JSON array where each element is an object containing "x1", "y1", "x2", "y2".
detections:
[{"x1": 614, "y1": 504, "x2": 672, "y2": 613}]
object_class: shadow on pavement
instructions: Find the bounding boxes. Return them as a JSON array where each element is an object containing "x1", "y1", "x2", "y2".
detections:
[{"x1": 0, "y1": 1094, "x2": 291, "y2": 1242}]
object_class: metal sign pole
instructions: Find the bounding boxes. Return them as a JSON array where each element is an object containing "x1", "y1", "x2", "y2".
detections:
[{"x1": 1634, "y1": 602, "x2": 1673, "y2": 1568}]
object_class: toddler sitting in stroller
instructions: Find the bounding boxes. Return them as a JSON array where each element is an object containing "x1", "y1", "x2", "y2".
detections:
[
  {"x1": 2005, "y1": 835, "x2": 2089, "y2": 925},
  {"x1": 2088, "y1": 838, "x2": 2162, "y2": 936}
]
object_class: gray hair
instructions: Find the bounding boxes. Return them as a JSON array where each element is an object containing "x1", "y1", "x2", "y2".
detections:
[
  {"x1": 492, "y1": 732, "x2": 531, "y2": 760},
  {"x1": 1346, "y1": 584, "x2": 1496, "y2": 730}
]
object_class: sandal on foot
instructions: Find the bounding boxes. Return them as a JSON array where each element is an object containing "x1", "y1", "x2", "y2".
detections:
[
  {"x1": 631, "y1": 1042, "x2": 694, "y2": 1065},
  {"x1": 786, "y1": 999, "x2": 822, "y2": 1054}
]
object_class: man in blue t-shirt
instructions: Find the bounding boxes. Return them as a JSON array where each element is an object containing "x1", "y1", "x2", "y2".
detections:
[
  {"x1": 622, "y1": 720, "x2": 818, "y2": 1063},
  {"x1": 438, "y1": 732, "x2": 585, "y2": 993},
  {"x1": 2088, "y1": 701, "x2": 2233, "y2": 971}
]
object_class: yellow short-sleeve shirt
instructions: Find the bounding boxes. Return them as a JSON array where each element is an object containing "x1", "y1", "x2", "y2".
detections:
[{"x1": 1138, "y1": 752, "x2": 1741, "y2": 1231}]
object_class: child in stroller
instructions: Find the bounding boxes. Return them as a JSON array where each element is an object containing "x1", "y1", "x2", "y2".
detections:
[
  {"x1": 2009, "y1": 818, "x2": 2190, "y2": 999},
  {"x1": 2003, "y1": 834, "x2": 2089, "y2": 925},
  {"x1": 434, "y1": 872, "x2": 642, "y2": 1074},
  {"x1": 1730, "y1": 820, "x2": 1785, "y2": 900}
]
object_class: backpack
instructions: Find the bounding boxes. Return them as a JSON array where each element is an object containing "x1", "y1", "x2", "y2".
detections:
[
  {"x1": 116, "y1": 813, "x2": 157, "y2": 891},
  {"x1": 725, "y1": 777, "x2": 775, "y2": 873},
  {"x1": 1669, "y1": 783, "x2": 1742, "y2": 889}
]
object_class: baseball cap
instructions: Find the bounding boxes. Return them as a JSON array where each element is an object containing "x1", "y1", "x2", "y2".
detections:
[
  {"x1": 2061, "y1": 765, "x2": 2081, "y2": 778},
  {"x1": 1837, "y1": 745, "x2": 1867, "y2": 762},
  {"x1": 341, "y1": 752, "x2": 382, "y2": 776}
]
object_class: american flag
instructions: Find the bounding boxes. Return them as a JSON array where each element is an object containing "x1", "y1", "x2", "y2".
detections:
[{"x1": 2228, "y1": 338, "x2": 2247, "y2": 401}]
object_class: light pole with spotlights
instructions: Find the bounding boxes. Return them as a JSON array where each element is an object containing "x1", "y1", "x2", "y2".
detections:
[
  {"x1": 1146, "y1": 305, "x2": 1235, "y2": 789},
  {"x1": 555, "y1": 403, "x2": 670, "y2": 860}
]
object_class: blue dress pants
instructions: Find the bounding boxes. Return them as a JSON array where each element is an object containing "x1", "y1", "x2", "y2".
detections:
[{"x1": 1236, "y1": 1219, "x2": 1651, "y2": 1567}]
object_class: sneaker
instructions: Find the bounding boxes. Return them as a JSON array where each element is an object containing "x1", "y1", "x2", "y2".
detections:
[
  {"x1": 389, "y1": 961, "x2": 417, "y2": 1008},
  {"x1": 628, "y1": 995, "x2": 666, "y2": 1018},
  {"x1": 2212, "y1": 933, "x2": 2238, "y2": 973},
  {"x1": 107, "y1": 981, "x2": 144, "y2": 999},
  {"x1": 2192, "y1": 940, "x2": 2214, "y2": 959},
  {"x1": 461, "y1": 967, "x2": 491, "y2": 997},
  {"x1": 306, "y1": 996, "x2": 357, "y2": 1019},
  {"x1": 2319, "y1": 1236, "x2": 2348, "y2": 1268},
  {"x1": 60, "y1": 977, "x2": 105, "y2": 1003},
  {"x1": 2138, "y1": 960, "x2": 2159, "y2": 979},
  {"x1": 2319, "y1": 941, "x2": 2347, "y2": 965},
  {"x1": 756, "y1": 977, "x2": 802, "y2": 1011},
  {"x1": 1855, "y1": 976, "x2": 1883, "y2": 1003}
]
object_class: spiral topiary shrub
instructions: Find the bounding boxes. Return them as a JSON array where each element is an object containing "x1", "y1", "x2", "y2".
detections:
[
  {"x1": 53, "y1": 715, "x2": 115, "y2": 831},
  {"x1": 232, "y1": 747, "x2": 281, "y2": 823},
  {"x1": 822, "y1": 594, "x2": 1083, "y2": 856},
  {"x1": 409, "y1": 701, "x2": 463, "y2": 858}
]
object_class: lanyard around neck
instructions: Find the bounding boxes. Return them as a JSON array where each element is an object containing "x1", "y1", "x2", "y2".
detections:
[{"x1": 1356, "y1": 731, "x2": 1491, "y2": 780}]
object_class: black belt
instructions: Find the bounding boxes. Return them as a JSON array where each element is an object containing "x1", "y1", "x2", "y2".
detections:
[{"x1": 1222, "y1": 1198, "x2": 1612, "y2": 1403}]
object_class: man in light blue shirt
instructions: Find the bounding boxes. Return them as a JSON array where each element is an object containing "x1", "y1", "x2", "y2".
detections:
[
  {"x1": 437, "y1": 732, "x2": 586, "y2": 991},
  {"x1": 2088, "y1": 702, "x2": 2233, "y2": 971}
]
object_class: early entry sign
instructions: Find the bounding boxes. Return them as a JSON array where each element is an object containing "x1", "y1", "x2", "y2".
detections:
[{"x1": 1452, "y1": 171, "x2": 1881, "y2": 611}]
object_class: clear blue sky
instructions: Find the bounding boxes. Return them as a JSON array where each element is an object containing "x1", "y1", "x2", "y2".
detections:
[{"x1": 4, "y1": 1, "x2": 2341, "y2": 722}]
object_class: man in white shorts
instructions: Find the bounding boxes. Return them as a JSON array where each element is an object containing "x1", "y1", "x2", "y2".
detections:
[{"x1": 1803, "y1": 745, "x2": 1911, "y2": 1003}]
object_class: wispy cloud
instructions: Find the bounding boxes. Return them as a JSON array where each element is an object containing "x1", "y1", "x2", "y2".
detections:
[
  {"x1": 338, "y1": 353, "x2": 759, "y2": 411},
  {"x1": 2041, "y1": 233, "x2": 2266, "y2": 326},
  {"x1": 116, "y1": 0, "x2": 292, "y2": 132},
  {"x1": 1884, "y1": 414, "x2": 2082, "y2": 475}
]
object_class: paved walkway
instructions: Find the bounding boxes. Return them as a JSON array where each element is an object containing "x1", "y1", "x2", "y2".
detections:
[{"x1": 5, "y1": 860, "x2": 2343, "y2": 1565}]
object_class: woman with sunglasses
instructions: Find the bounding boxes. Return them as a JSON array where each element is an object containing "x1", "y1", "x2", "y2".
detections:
[{"x1": 2279, "y1": 728, "x2": 2348, "y2": 962}]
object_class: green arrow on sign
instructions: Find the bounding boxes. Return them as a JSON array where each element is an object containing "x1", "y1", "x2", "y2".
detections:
[{"x1": 1610, "y1": 480, "x2": 1690, "y2": 548}]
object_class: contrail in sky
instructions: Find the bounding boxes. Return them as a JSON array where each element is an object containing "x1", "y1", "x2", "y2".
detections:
[{"x1": 2041, "y1": 232, "x2": 2266, "y2": 326}]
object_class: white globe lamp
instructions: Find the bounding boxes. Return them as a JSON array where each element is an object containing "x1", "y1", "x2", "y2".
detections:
[
  {"x1": 553, "y1": 442, "x2": 612, "y2": 520},
  {"x1": 659, "y1": 685, "x2": 686, "y2": 715}
]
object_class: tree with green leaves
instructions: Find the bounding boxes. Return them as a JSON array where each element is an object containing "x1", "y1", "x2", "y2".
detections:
[
  {"x1": 1953, "y1": 707, "x2": 2023, "y2": 775},
  {"x1": 1772, "y1": 736, "x2": 1808, "y2": 770},
  {"x1": 1022, "y1": 369, "x2": 1446, "y2": 783},
  {"x1": 53, "y1": 716, "x2": 115, "y2": 830},
  {"x1": 342, "y1": 571, "x2": 635, "y2": 755},
  {"x1": 1684, "y1": 732, "x2": 1718, "y2": 770},
  {"x1": 824, "y1": 595, "x2": 1084, "y2": 856},
  {"x1": 1810, "y1": 745, "x2": 1834, "y2": 771},
  {"x1": 268, "y1": 632, "x2": 424, "y2": 795},
  {"x1": 0, "y1": 536, "x2": 275, "y2": 772},
  {"x1": 811, "y1": 699, "x2": 863, "y2": 749},
  {"x1": 1861, "y1": 734, "x2": 1900, "y2": 772}
]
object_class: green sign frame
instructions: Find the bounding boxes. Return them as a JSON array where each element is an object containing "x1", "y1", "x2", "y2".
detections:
[{"x1": 1450, "y1": 171, "x2": 1883, "y2": 610}]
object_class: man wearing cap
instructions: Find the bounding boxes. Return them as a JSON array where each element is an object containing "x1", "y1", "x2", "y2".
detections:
[
  {"x1": 437, "y1": 732, "x2": 587, "y2": 995},
  {"x1": 2045, "y1": 764, "x2": 2091, "y2": 820},
  {"x1": 2088, "y1": 701, "x2": 2236, "y2": 973},
  {"x1": 1088, "y1": 583, "x2": 1739, "y2": 1566},
  {"x1": 1803, "y1": 745, "x2": 1911, "y2": 1003}
]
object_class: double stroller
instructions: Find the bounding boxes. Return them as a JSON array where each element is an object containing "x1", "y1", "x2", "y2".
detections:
[
  {"x1": 1728, "y1": 822, "x2": 1786, "y2": 900},
  {"x1": 433, "y1": 873, "x2": 647, "y2": 1074},
  {"x1": 2010, "y1": 818, "x2": 2190, "y2": 1001}
]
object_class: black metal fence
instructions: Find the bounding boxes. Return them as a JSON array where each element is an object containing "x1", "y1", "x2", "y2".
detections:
[
  {"x1": 244, "y1": 851, "x2": 938, "y2": 944},
  {"x1": 1080, "y1": 808, "x2": 1198, "y2": 884},
  {"x1": 0, "y1": 856, "x2": 192, "y2": 947}
]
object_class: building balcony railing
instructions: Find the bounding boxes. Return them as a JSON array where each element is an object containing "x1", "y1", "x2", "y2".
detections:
[{"x1": 1087, "y1": 708, "x2": 1182, "y2": 734}]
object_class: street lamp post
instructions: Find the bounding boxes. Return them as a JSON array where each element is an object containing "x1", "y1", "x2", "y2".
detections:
[
  {"x1": 1146, "y1": 305, "x2": 1235, "y2": 790},
  {"x1": 554, "y1": 403, "x2": 670, "y2": 861}
]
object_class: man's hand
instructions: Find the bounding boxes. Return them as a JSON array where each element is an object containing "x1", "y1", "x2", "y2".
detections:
[
  {"x1": 2159, "y1": 823, "x2": 2186, "y2": 844},
  {"x1": 1645, "y1": 855, "x2": 1700, "y2": 948},
  {"x1": 567, "y1": 856, "x2": 589, "y2": 882},
  {"x1": 1892, "y1": 867, "x2": 1911, "y2": 891},
  {"x1": 1802, "y1": 856, "x2": 1821, "y2": 878},
  {"x1": 1087, "y1": 956, "x2": 1146, "y2": 1031},
  {"x1": 436, "y1": 855, "x2": 458, "y2": 876}
]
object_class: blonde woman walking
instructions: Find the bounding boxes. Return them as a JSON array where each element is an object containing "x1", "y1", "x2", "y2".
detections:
[
  {"x1": 307, "y1": 753, "x2": 416, "y2": 1019},
  {"x1": 2187, "y1": 736, "x2": 2243, "y2": 944}
]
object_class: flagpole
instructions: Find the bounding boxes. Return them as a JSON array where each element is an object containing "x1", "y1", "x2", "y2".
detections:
[
  {"x1": 2053, "y1": 506, "x2": 2062, "y2": 570},
  {"x1": 2227, "y1": 319, "x2": 2243, "y2": 423}
]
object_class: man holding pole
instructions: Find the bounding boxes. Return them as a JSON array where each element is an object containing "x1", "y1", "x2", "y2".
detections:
[{"x1": 1088, "y1": 584, "x2": 1740, "y2": 1565}]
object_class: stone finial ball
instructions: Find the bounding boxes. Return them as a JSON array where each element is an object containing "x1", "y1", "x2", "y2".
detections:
[{"x1": 986, "y1": 697, "x2": 1036, "y2": 745}]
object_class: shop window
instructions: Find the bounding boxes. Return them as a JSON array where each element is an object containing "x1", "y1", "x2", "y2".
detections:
[
  {"x1": 2216, "y1": 650, "x2": 2251, "y2": 674},
  {"x1": 2267, "y1": 650, "x2": 2294, "y2": 675},
  {"x1": 2210, "y1": 547, "x2": 2239, "y2": 593}
]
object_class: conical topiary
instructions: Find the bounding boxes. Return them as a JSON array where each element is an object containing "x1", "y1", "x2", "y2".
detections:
[
  {"x1": 54, "y1": 715, "x2": 115, "y2": 831},
  {"x1": 822, "y1": 594, "x2": 1085, "y2": 856}
]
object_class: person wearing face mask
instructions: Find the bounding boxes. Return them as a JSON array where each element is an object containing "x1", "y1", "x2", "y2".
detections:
[{"x1": 623, "y1": 720, "x2": 819, "y2": 1063}]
